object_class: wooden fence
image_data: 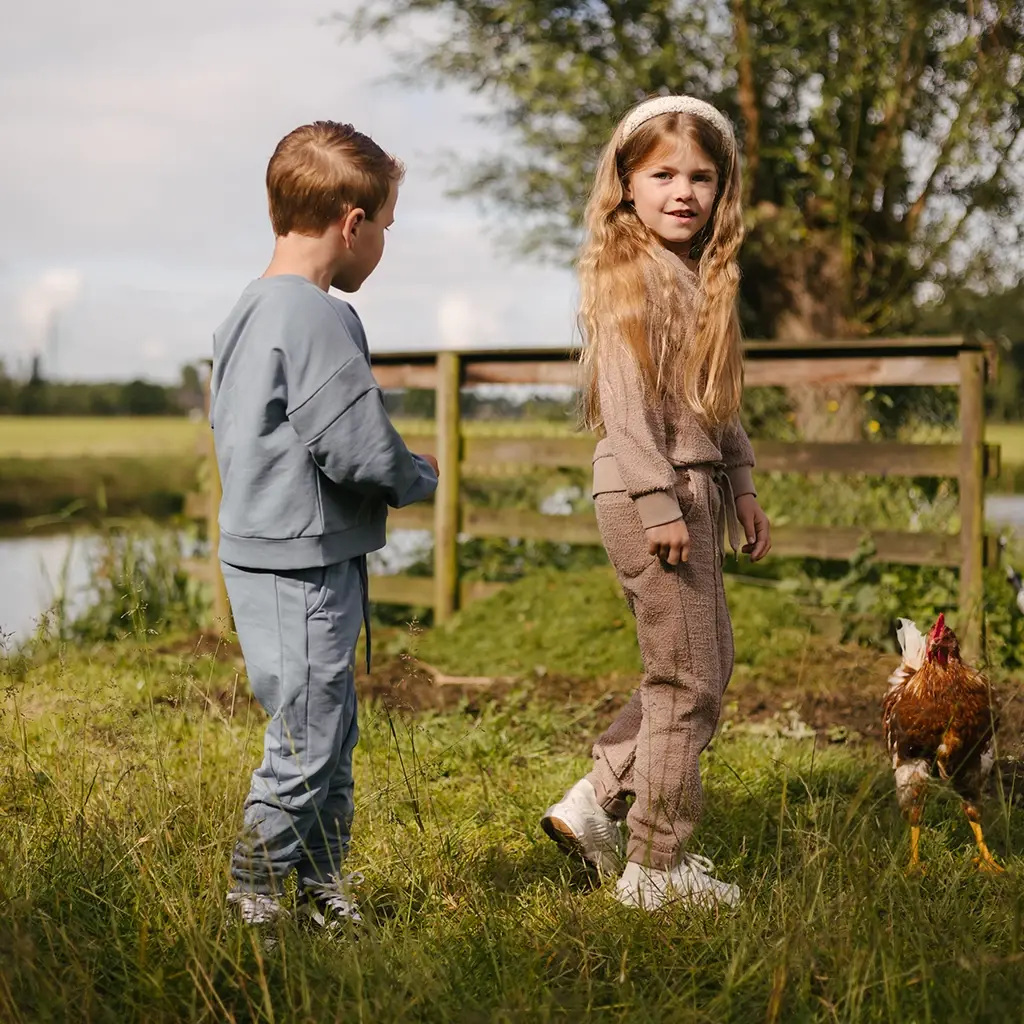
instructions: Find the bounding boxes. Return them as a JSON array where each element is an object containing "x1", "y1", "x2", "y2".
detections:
[{"x1": 193, "y1": 336, "x2": 999, "y2": 655}]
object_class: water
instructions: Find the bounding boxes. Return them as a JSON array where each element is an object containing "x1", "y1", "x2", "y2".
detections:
[
  {"x1": 0, "y1": 532, "x2": 97, "y2": 648},
  {"x1": 0, "y1": 527, "x2": 433, "y2": 651},
  {"x1": 5, "y1": 495, "x2": 1024, "y2": 651},
  {"x1": 984, "y1": 494, "x2": 1024, "y2": 531}
]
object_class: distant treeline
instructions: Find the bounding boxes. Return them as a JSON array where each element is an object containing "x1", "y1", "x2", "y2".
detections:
[
  {"x1": 3, "y1": 279, "x2": 1024, "y2": 423},
  {"x1": 0, "y1": 358, "x2": 205, "y2": 417}
]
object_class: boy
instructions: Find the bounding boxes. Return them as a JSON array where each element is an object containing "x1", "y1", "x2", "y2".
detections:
[{"x1": 210, "y1": 121, "x2": 439, "y2": 930}]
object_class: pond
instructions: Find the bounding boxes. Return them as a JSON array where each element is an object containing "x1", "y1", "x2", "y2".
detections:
[
  {"x1": 5, "y1": 495, "x2": 1024, "y2": 651},
  {"x1": 1, "y1": 526, "x2": 433, "y2": 651}
]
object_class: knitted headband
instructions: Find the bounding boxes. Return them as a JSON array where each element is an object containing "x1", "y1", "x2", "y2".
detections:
[{"x1": 620, "y1": 95, "x2": 735, "y2": 148}]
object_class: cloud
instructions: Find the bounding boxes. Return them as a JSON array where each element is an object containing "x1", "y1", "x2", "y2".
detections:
[
  {"x1": 18, "y1": 268, "x2": 84, "y2": 347},
  {"x1": 0, "y1": 0, "x2": 576, "y2": 381},
  {"x1": 437, "y1": 291, "x2": 499, "y2": 349}
]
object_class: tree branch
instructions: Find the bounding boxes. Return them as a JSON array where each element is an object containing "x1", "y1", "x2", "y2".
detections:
[
  {"x1": 904, "y1": 31, "x2": 992, "y2": 238},
  {"x1": 731, "y1": 0, "x2": 759, "y2": 204},
  {"x1": 862, "y1": 12, "x2": 926, "y2": 203},
  {"x1": 862, "y1": 119, "x2": 1024, "y2": 324}
]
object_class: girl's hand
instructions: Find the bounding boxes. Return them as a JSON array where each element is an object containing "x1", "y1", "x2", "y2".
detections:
[
  {"x1": 646, "y1": 518, "x2": 690, "y2": 565},
  {"x1": 735, "y1": 494, "x2": 771, "y2": 561}
]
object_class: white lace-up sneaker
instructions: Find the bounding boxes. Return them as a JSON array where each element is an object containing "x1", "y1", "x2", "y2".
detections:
[
  {"x1": 299, "y1": 872, "x2": 364, "y2": 930},
  {"x1": 615, "y1": 856, "x2": 740, "y2": 910},
  {"x1": 541, "y1": 778, "x2": 625, "y2": 874},
  {"x1": 226, "y1": 890, "x2": 289, "y2": 925}
]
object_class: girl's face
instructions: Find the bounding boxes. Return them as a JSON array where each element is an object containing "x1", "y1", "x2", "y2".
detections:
[{"x1": 624, "y1": 137, "x2": 719, "y2": 258}]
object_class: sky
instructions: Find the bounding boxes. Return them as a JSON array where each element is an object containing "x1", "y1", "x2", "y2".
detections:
[{"x1": 0, "y1": 0, "x2": 577, "y2": 383}]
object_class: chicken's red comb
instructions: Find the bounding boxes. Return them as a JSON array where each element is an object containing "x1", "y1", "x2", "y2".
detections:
[{"x1": 929, "y1": 613, "x2": 946, "y2": 639}]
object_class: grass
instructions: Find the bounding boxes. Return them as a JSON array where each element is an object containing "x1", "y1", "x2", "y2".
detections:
[
  {"x1": 0, "y1": 416, "x2": 203, "y2": 459},
  {"x1": 0, "y1": 414, "x2": 1019, "y2": 461},
  {"x1": 0, "y1": 416, "x2": 576, "y2": 461},
  {"x1": 0, "y1": 416, "x2": 204, "y2": 523},
  {"x1": 3, "y1": 578, "x2": 1024, "y2": 1021},
  {"x1": 0, "y1": 456, "x2": 200, "y2": 524},
  {"x1": 987, "y1": 423, "x2": 1024, "y2": 465},
  {"x1": 415, "y1": 568, "x2": 815, "y2": 679}
]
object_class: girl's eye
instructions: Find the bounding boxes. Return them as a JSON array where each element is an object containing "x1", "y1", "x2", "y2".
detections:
[{"x1": 654, "y1": 171, "x2": 672, "y2": 180}]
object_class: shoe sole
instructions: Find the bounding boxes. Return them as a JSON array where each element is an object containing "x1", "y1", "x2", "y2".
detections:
[
  {"x1": 614, "y1": 884, "x2": 738, "y2": 911},
  {"x1": 614, "y1": 886, "x2": 664, "y2": 911},
  {"x1": 541, "y1": 813, "x2": 593, "y2": 865}
]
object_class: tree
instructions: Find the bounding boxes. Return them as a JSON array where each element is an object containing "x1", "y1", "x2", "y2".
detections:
[
  {"x1": 178, "y1": 363, "x2": 206, "y2": 415},
  {"x1": 351, "y1": 0, "x2": 1024, "y2": 436},
  {"x1": 0, "y1": 360, "x2": 14, "y2": 414},
  {"x1": 15, "y1": 355, "x2": 49, "y2": 415},
  {"x1": 915, "y1": 280, "x2": 1024, "y2": 421},
  {"x1": 120, "y1": 379, "x2": 171, "y2": 416}
]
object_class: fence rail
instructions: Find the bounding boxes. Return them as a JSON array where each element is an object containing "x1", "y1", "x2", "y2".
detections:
[{"x1": 192, "y1": 336, "x2": 997, "y2": 656}]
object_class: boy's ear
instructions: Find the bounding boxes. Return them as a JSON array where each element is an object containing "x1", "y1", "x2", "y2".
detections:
[{"x1": 340, "y1": 207, "x2": 366, "y2": 246}]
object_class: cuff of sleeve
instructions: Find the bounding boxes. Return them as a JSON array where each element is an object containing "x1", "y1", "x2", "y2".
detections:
[
  {"x1": 727, "y1": 466, "x2": 757, "y2": 499},
  {"x1": 633, "y1": 490, "x2": 683, "y2": 529}
]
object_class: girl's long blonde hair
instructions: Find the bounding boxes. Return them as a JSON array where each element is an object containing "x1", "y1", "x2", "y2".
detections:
[{"x1": 579, "y1": 104, "x2": 745, "y2": 430}]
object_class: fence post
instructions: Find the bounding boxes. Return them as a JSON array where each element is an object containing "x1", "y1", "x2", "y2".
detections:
[
  {"x1": 958, "y1": 348, "x2": 985, "y2": 659},
  {"x1": 203, "y1": 367, "x2": 232, "y2": 636},
  {"x1": 434, "y1": 351, "x2": 462, "y2": 623}
]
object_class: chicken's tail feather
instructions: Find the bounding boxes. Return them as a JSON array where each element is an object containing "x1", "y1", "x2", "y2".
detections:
[{"x1": 895, "y1": 617, "x2": 927, "y2": 674}]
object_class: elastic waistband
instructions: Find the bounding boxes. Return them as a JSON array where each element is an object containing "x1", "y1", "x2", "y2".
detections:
[
  {"x1": 592, "y1": 456, "x2": 743, "y2": 558},
  {"x1": 593, "y1": 455, "x2": 726, "y2": 494}
]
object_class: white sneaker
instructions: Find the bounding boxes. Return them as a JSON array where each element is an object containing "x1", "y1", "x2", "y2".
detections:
[
  {"x1": 615, "y1": 856, "x2": 740, "y2": 910},
  {"x1": 226, "y1": 890, "x2": 289, "y2": 925},
  {"x1": 541, "y1": 779, "x2": 624, "y2": 874},
  {"x1": 299, "y1": 872, "x2": 364, "y2": 930}
]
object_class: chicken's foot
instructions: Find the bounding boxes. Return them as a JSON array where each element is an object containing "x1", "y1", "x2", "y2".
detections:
[{"x1": 969, "y1": 820, "x2": 1005, "y2": 873}]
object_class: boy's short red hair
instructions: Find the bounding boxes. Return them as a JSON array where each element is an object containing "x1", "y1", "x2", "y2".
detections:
[{"x1": 266, "y1": 121, "x2": 404, "y2": 237}]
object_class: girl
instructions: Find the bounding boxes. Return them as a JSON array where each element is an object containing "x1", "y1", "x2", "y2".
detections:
[{"x1": 541, "y1": 95, "x2": 771, "y2": 910}]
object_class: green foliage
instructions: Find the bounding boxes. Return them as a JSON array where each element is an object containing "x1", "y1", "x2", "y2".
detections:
[
  {"x1": 415, "y1": 567, "x2": 814, "y2": 678},
  {"x1": 757, "y1": 472, "x2": 960, "y2": 533},
  {"x1": 0, "y1": 360, "x2": 204, "y2": 417},
  {"x1": 350, "y1": 0, "x2": 1024, "y2": 336},
  {"x1": 0, "y1": 455, "x2": 198, "y2": 523},
  {"x1": 915, "y1": 281, "x2": 1024, "y2": 422},
  {"x1": 39, "y1": 525, "x2": 209, "y2": 645}
]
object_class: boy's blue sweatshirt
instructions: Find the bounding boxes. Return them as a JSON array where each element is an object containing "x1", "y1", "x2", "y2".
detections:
[{"x1": 210, "y1": 275, "x2": 437, "y2": 570}]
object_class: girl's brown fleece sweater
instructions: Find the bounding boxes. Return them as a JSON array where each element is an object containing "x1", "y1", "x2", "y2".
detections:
[{"x1": 591, "y1": 250, "x2": 756, "y2": 530}]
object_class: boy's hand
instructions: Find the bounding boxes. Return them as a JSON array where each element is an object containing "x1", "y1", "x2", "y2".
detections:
[
  {"x1": 646, "y1": 518, "x2": 690, "y2": 565},
  {"x1": 735, "y1": 494, "x2": 771, "y2": 561},
  {"x1": 420, "y1": 453, "x2": 440, "y2": 477}
]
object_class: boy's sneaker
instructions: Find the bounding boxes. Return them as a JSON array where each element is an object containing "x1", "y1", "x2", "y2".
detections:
[
  {"x1": 299, "y1": 872, "x2": 364, "y2": 931},
  {"x1": 614, "y1": 856, "x2": 740, "y2": 910},
  {"x1": 541, "y1": 778, "x2": 624, "y2": 874},
  {"x1": 226, "y1": 890, "x2": 289, "y2": 925}
]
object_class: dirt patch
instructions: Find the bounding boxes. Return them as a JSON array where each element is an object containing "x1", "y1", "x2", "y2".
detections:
[
  {"x1": 153, "y1": 632, "x2": 242, "y2": 663},
  {"x1": 160, "y1": 631, "x2": 1024, "y2": 757}
]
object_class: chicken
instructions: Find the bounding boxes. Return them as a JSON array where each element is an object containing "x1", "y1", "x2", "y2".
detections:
[{"x1": 882, "y1": 614, "x2": 1002, "y2": 873}]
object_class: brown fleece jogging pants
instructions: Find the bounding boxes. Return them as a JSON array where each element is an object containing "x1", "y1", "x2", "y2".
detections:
[{"x1": 586, "y1": 468, "x2": 734, "y2": 870}]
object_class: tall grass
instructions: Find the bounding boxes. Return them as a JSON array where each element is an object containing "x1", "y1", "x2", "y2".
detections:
[
  {"x1": 2, "y1": 631, "x2": 1022, "y2": 1022},
  {"x1": 31, "y1": 524, "x2": 208, "y2": 646}
]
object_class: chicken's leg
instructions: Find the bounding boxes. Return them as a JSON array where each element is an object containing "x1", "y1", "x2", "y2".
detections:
[
  {"x1": 895, "y1": 759, "x2": 930, "y2": 875},
  {"x1": 907, "y1": 800, "x2": 925, "y2": 875},
  {"x1": 964, "y1": 802, "x2": 1004, "y2": 873}
]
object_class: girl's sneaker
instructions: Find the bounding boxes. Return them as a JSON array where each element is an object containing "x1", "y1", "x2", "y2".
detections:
[
  {"x1": 615, "y1": 856, "x2": 740, "y2": 910},
  {"x1": 226, "y1": 890, "x2": 289, "y2": 925},
  {"x1": 299, "y1": 872, "x2": 364, "y2": 931},
  {"x1": 541, "y1": 778, "x2": 624, "y2": 874}
]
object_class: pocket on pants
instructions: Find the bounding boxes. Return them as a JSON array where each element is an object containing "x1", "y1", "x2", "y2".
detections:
[
  {"x1": 305, "y1": 566, "x2": 332, "y2": 618},
  {"x1": 595, "y1": 492, "x2": 653, "y2": 581}
]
